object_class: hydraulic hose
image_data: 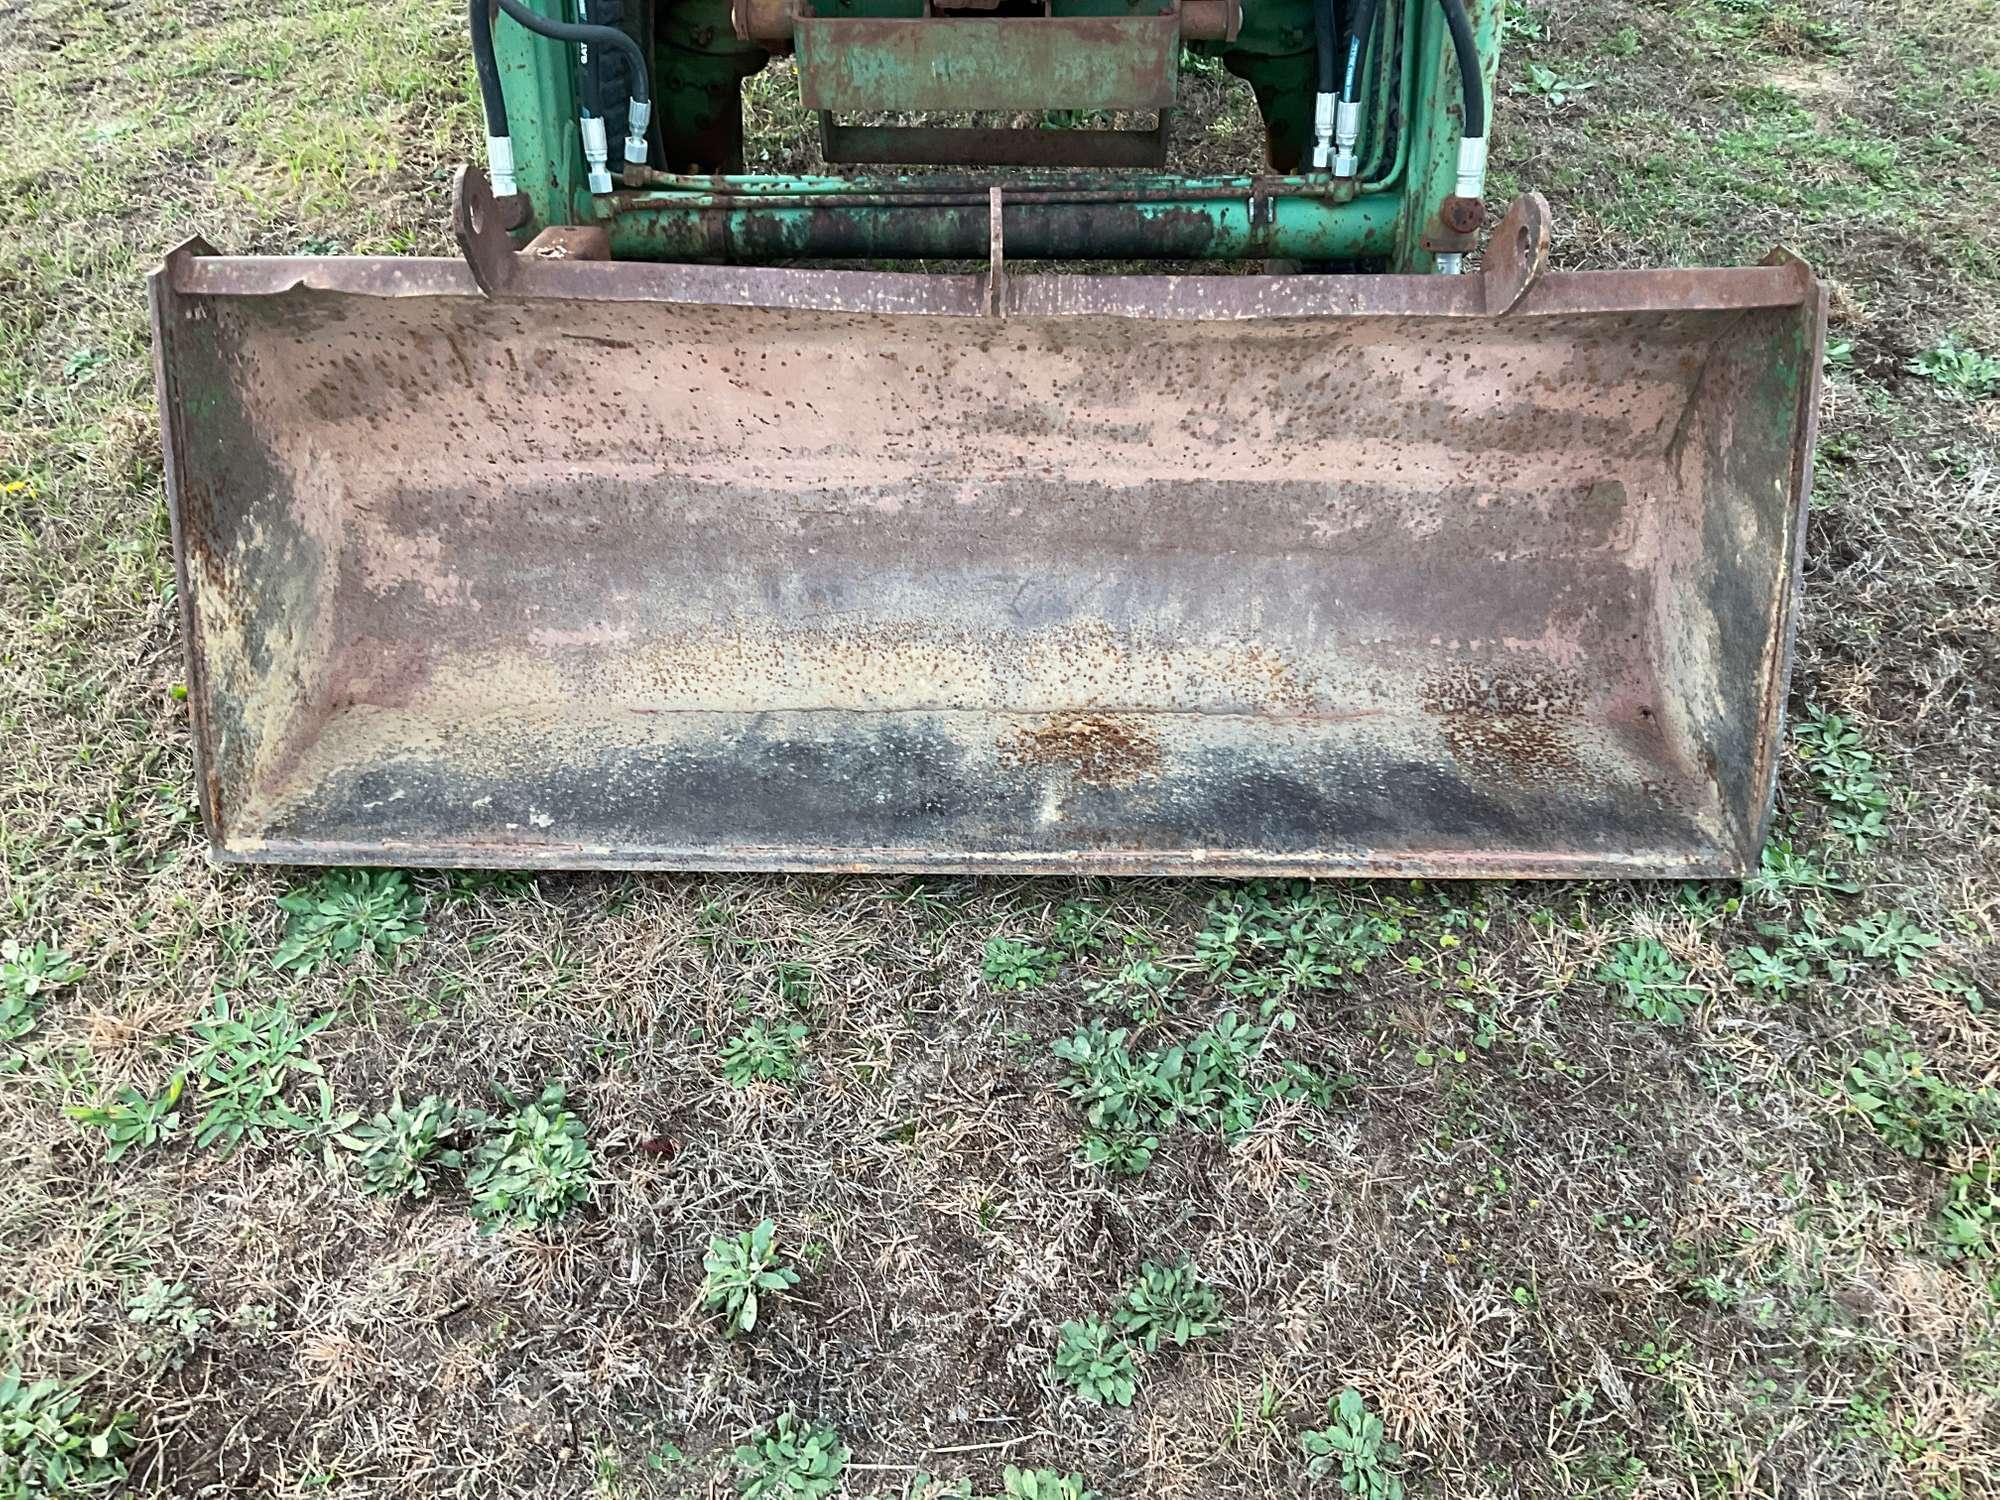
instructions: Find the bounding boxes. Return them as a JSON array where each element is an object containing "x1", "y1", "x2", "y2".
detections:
[
  {"x1": 1329, "y1": 0, "x2": 1381, "y2": 176},
  {"x1": 493, "y1": 0, "x2": 652, "y2": 191},
  {"x1": 1309, "y1": 0, "x2": 1336, "y2": 170},
  {"x1": 468, "y1": 0, "x2": 516, "y2": 195},
  {"x1": 1314, "y1": 0, "x2": 1337, "y2": 97},
  {"x1": 1436, "y1": 0, "x2": 1485, "y2": 137},
  {"x1": 1433, "y1": 0, "x2": 1488, "y2": 272},
  {"x1": 492, "y1": 0, "x2": 650, "y2": 105},
  {"x1": 1342, "y1": 0, "x2": 1380, "y2": 101},
  {"x1": 470, "y1": 0, "x2": 509, "y2": 137}
]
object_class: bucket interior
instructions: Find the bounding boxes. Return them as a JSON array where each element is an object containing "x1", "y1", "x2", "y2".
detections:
[{"x1": 158, "y1": 272, "x2": 1813, "y2": 875}]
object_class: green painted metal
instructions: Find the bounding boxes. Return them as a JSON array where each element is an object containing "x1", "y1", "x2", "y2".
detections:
[
  {"x1": 1394, "y1": 0, "x2": 1503, "y2": 269},
  {"x1": 491, "y1": 0, "x2": 582, "y2": 212},
  {"x1": 1199, "y1": 0, "x2": 1315, "y2": 172},
  {"x1": 488, "y1": 0, "x2": 1499, "y2": 268},
  {"x1": 620, "y1": 169, "x2": 1360, "y2": 196},
  {"x1": 795, "y1": 16, "x2": 1181, "y2": 113},
  {"x1": 601, "y1": 186, "x2": 1401, "y2": 261},
  {"x1": 654, "y1": 0, "x2": 771, "y2": 172},
  {"x1": 811, "y1": 0, "x2": 1178, "y2": 16},
  {"x1": 1359, "y1": 0, "x2": 1417, "y2": 189}
]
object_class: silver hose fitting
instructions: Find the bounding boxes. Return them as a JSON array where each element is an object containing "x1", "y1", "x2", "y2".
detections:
[
  {"x1": 486, "y1": 135, "x2": 517, "y2": 198},
  {"x1": 1310, "y1": 91, "x2": 1336, "y2": 172},
  {"x1": 581, "y1": 115, "x2": 612, "y2": 195},
  {"x1": 1455, "y1": 134, "x2": 1488, "y2": 200},
  {"x1": 624, "y1": 98, "x2": 650, "y2": 167},
  {"x1": 1434, "y1": 136, "x2": 1486, "y2": 273},
  {"x1": 1331, "y1": 99, "x2": 1362, "y2": 178}
]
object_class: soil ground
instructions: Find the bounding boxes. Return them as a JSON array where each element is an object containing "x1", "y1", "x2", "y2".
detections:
[{"x1": 1, "y1": 0, "x2": 1997, "y2": 1496}]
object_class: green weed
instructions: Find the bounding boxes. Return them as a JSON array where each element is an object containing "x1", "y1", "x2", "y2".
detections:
[
  {"x1": 1768, "y1": 904, "x2": 1857, "y2": 982},
  {"x1": 1742, "y1": 839, "x2": 1857, "y2": 906},
  {"x1": 1597, "y1": 939, "x2": 1698, "y2": 1026},
  {"x1": 1049, "y1": 902, "x2": 1108, "y2": 960},
  {"x1": 68, "y1": 1076, "x2": 184, "y2": 1162},
  {"x1": 997, "y1": 1469, "x2": 1099, "y2": 1500},
  {"x1": 1111, "y1": 1259, "x2": 1225, "y2": 1352},
  {"x1": 701, "y1": 1220, "x2": 800, "y2": 1337},
  {"x1": 1502, "y1": 0, "x2": 1544, "y2": 43},
  {"x1": 273, "y1": 1078, "x2": 362, "y2": 1170},
  {"x1": 1603, "y1": 23, "x2": 1641, "y2": 56},
  {"x1": 732, "y1": 1415, "x2": 848, "y2": 1500},
  {"x1": 1054, "y1": 1023, "x2": 1173, "y2": 1138},
  {"x1": 1516, "y1": 60, "x2": 1598, "y2": 107},
  {"x1": 1053, "y1": 1011, "x2": 1273, "y2": 1166},
  {"x1": 1930, "y1": 971, "x2": 1985, "y2": 1014},
  {"x1": 719, "y1": 1020, "x2": 807, "y2": 1087},
  {"x1": 1197, "y1": 882, "x2": 1401, "y2": 1001},
  {"x1": 982, "y1": 936, "x2": 1057, "y2": 991},
  {"x1": 1836, "y1": 911, "x2": 1941, "y2": 977},
  {"x1": 1670, "y1": 882, "x2": 1740, "y2": 929},
  {"x1": 1299, "y1": 1387, "x2": 1404, "y2": 1498},
  {"x1": 1, "y1": 939, "x2": 84, "y2": 1045},
  {"x1": 1050, "y1": 1318, "x2": 1139, "y2": 1406},
  {"x1": 1727, "y1": 944, "x2": 1813, "y2": 997},
  {"x1": 439, "y1": 870, "x2": 538, "y2": 902},
  {"x1": 126, "y1": 1277, "x2": 211, "y2": 1369},
  {"x1": 1905, "y1": 336, "x2": 2000, "y2": 400},
  {"x1": 1262, "y1": 1059, "x2": 1356, "y2": 1109},
  {"x1": 272, "y1": 869, "x2": 426, "y2": 973},
  {"x1": 350, "y1": 1094, "x2": 484, "y2": 1199},
  {"x1": 1179, "y1": 42, "x2": 1227, "y2": 78},
  {"x1": 1085, "y1": 957, "x2": 1178, "y2": 1019},
  {"x1": 187, "y1": 998, "x2": 333, "y2": 1153},
  {"x1": 61, "y1": 348, "x2": 110, "y2": 385},
  {"x1": 0, "y1": 1371, "x2": 133, "y2": 1496},
  {"x1": 58, "y1": 799, "x2": 144, "y2": 865},
  {"x1": 1566, "y1": 1440, "x2": 1647, "y2": 1496},
  {"x1": 1934, "y1": 1163, "x2": 1998, "y2": 1262},
  {"x1": 1793, "y1": 709, "x2": 1892, "y2": 851},
  {"x1": 770, "y1": 960, "x2": 817, "y2": 1006},
  {"x1": 466, "y1": 1083, "x2": 592, "y2": 1231},
  {"x1": 1844, "y1": 1049, "x2": 1997, "y2": 1159},
  {"x1": 1840, "y1": 1389, "x2": 1944, "y2": 1471},
  {"x1": 1078, "y1": 1128, "x2": 1157, "y2": 1177}
]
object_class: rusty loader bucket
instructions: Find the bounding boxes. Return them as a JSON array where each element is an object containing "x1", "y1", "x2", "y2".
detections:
[{"x1": 150, "y1": 197, "x2": 1825, "y2": 878}]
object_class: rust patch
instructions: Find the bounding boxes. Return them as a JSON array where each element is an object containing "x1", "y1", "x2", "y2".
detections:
[
  {"x1": 1423, "y1": 664, "x2": 1584, "y2": 786},
  {"x1": 1000, "y1": 712, "x2": 1162, "y2": 785}
]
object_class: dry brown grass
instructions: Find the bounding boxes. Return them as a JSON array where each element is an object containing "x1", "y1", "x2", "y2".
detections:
[{"x1": 3, "y1": 0, "x2": 2000, "y2": 1495}]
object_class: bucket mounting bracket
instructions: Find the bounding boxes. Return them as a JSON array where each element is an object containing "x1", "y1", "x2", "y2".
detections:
[{"x1": 452, "y1": 167, "x2": 609, "y2": 297}]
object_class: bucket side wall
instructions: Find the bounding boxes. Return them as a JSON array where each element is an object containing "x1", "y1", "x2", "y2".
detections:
[
  {"x1": 154, "y1": 282, "x2": 345, "y2": 848},
  {"x1": 1651, "y1": 301, "x2": 1820, "y2": 863}
]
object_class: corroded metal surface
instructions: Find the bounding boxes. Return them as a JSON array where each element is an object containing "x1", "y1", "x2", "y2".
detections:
[
  {"x1": 734, "y1": 0, "x2": 1241, "y2": 44},
  {"x1": 150, "y1": 240, "x2": 1823, "y2": 876},
  {"x1": 818, "y1": 121, "x2": 1171, "y2": 170},
  {"x1": 794, "y1": 15, "x2": 1181, "y2": 114}
]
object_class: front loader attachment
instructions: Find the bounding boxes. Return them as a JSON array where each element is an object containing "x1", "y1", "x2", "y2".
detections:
[{"x1": 151, "y1": 198, "x2": 1824, "y2": 878}]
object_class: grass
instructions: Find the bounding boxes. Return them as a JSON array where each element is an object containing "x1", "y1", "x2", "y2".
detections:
[{"x1": 1, "y1": 0, "x2": 1998, "y2": 1494}]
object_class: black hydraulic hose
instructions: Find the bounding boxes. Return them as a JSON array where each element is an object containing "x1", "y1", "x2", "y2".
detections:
[
  {"x1": 491, "y1": 0, "x2": 650, "y2": 106},
  {"x1": 468, "y1": 0, "x2": 509, "y2": 137},
  {"x1": 1313, "y1": 0, "x2": 1337, "y2": 99},
  {"x1": 1342, "y1": 0, "x2": 1381, "y2": 103},
  {"x1": 572, "y1": 0, "x2": 603, "y2": 120},
  {"x1": 1436, "y1": 0, "x2": 1485, "y2": 137}
]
